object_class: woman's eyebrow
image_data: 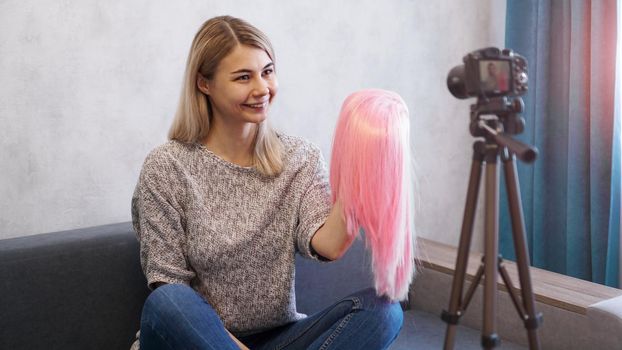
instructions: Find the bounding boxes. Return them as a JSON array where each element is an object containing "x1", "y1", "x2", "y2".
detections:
[{"x1": 230, "y1": 63, "x2": 274, "y2": 75}]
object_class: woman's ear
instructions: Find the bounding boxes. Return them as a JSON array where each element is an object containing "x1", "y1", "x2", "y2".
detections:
[{"x1": 197, "y1": 74, "x2": 210, "y2": 95}]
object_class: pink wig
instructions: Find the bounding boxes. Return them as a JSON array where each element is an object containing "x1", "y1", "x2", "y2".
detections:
[{"x1": 330, "y1": 89, "x2": 415, "y2": 301}]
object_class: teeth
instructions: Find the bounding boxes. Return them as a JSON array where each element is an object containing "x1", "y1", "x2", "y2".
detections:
[{"x1": 246, "y1": 102, "x2": 267, "y2": 108}]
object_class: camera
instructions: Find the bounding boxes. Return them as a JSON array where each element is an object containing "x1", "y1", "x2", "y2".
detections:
[{"x1": 447, "y1": 47, "x2": 528, "y2": 99}]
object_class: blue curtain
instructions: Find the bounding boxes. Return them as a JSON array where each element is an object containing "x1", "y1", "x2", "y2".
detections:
[{"x1": 500, "y1": 0, "x2": 620, "y2": 287}]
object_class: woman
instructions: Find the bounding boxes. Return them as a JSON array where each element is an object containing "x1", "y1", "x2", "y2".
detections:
[{"x1": 131, "y1": 15, "x2": 403, "y2": 349}]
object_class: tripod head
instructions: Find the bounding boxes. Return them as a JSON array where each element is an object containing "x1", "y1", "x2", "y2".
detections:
[
  {"x1": 469, "y1": 96, "x2": 538, "y2": 163},
  {"x1": 445, "y1": 46, "x2": 537, "y2": 163}
]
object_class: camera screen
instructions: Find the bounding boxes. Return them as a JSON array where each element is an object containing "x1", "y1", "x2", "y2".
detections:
[{"x1": 479, "y1": 60, "x2": 511, "y2": 94}]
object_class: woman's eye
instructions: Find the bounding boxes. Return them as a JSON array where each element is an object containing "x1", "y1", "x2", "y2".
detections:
[
  {"x1": 236, "y1": 75, "x2": 250, "y2": 81},
  {"x1": 262, "y1": 69, "x2": 274, "y2": 76}
]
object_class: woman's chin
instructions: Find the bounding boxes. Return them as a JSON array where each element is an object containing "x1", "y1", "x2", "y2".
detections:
[{"x1": 244, "y1": 112, "x2": 269, "y2": 124}]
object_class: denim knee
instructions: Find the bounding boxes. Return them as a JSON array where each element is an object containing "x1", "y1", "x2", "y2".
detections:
[
  {"x1": 355, "y1": 288, "x2": 404, "y2": 336},
  {"x1": 385, "y1": 301, "x2": 404, "y2": 333},
  {"x1": 142, "y1": 284, "x2": 198, "y2": 325},
  {"x1": 144, "y1": 284, "x2": 191, "y2": 308},
  {"x1": 140, "y1": 284, "x2": 234, "y2": 349}
]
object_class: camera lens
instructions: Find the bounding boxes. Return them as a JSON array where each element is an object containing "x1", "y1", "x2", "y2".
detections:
[{"x1": 447, "y1": 65, "x2": 469, "y2": 99}]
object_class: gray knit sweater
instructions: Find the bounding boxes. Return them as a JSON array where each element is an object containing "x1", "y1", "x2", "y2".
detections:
[{"x1": 131, "y1": 135, "x2": 331, "y2": 336}]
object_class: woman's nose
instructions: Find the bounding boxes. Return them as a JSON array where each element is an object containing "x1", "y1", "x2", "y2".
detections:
[{"x1": 252, "y1": 78, "x2": 270, "y2": 96}]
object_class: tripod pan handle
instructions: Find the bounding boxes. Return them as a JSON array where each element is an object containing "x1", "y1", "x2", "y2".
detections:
[{"x1": 494, "y1": 133, "x2": 538, "y2": 163}]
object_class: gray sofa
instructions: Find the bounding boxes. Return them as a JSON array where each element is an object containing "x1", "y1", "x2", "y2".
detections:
[{"x1": 0, "y1": 222, "x2": 379, "y2": 350}]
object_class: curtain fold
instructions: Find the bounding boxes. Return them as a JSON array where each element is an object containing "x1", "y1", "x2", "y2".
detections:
[{"x1": 500, "y1": 0, "x2": 620, "y2": 287}]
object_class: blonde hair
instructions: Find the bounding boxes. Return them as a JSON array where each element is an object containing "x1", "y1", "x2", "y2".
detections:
[{"x1": 168, "y1": 16, "x2": 284, "y2": 176}]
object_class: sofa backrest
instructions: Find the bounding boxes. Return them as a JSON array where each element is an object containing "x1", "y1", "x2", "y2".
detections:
[
  {"x1": 295, "y1": 235, "x2": 374, "y2": 314},
  {"x1": 0, "y1": 222, "x2": 374, "y2": 350},
  {"x1": 0, "y1": 223, "x2": 148, "y2": 350}
]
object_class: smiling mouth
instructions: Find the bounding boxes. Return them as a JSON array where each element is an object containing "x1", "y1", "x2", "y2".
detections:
[{"x1": 243, "y1": 102, "x2": 268, "y2": 109}]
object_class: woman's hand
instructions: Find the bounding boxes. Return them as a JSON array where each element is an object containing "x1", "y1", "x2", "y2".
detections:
[{"x1": 310, "y1": 200, "x2": 355, "y2": 261}]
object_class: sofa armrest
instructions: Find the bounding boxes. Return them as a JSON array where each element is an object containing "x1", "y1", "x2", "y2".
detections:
[{"x1": 586, "y1": 296, "x2": 622, "y2": 349}]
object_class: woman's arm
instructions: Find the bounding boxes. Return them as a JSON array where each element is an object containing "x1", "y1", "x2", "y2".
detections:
[{"x1": 310, "y1": 200, "x2": 355, "y2": 261}]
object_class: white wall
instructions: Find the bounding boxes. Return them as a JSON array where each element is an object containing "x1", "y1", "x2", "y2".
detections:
[{"x1": 0, "y1": 0, "x2": 505, "y2": 248}]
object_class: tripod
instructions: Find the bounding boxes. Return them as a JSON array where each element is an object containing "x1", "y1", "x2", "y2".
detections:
[{"x1": 441, "y1": 98, "x2": 543, "y2": 350}]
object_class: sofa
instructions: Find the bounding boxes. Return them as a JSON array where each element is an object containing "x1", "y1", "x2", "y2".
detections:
[{"x1": 0, "y1": 222, "x2": 383, "y2": 350}]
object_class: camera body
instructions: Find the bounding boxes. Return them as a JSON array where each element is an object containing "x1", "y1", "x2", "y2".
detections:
[{"x1": 447, "y1": 47, "x2": 528, "y2": 99}]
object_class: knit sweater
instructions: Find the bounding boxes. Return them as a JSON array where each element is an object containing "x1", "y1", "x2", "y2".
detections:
[{"x1": 131, "y1": 135, "x2": 332, "y2": 336}]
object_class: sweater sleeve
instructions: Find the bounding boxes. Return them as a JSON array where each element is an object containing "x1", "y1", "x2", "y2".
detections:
[
  {"x1": 131, "y1": 150, "x2": 196, "y2": 289},
  {"x1": 295, "y1": 147, "x2": 332, "y2": 260}
]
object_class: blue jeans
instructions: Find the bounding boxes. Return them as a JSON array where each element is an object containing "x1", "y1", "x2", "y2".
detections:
[{"x1": 140, "y1": 284, "x2": 403, "y2": 349}]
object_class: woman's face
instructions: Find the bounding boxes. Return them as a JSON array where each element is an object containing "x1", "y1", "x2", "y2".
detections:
[
  {"x1": 200, "y1": 44, "x2": 278, "y2": 126},
  {"x1": 488, "y1": 63, "x2": 498, "y2": 76}
]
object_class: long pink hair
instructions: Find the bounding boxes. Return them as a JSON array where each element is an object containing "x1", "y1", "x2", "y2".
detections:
[{"x1": 330, "y1": 89, "x2": 415, "y2": 301}]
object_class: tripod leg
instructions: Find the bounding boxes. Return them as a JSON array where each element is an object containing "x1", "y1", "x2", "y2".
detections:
[
  {"x1": 442, "y1": 142, "x2": 486, "y2": 350},
  {"x1": 502, "y1": 151, "x2": 542, "y2": 350},
  {"x1": 462, "y1": 262, "x2": 485, "y2": 312},
  {"x1": 482, "y1": 152, "x2": 501, "y2": 349},
  {"x1": 498, "y1": 262, "x2": 527, "y2": 317}
]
